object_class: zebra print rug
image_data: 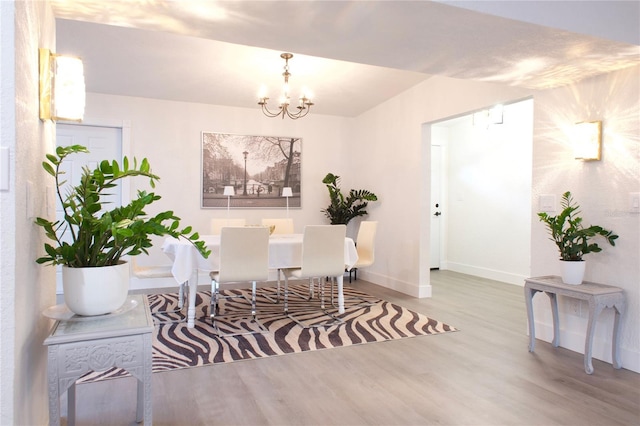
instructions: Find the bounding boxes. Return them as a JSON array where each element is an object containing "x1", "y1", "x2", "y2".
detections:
[{"x1": 79, "y1": 283, "x2": 456, "y2": 383}]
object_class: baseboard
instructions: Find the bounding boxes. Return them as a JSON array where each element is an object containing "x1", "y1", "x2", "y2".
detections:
[
  {"x1": 356, "y1": 270, "x2": 431, "y2": 298},
  {"x1": 533, "y1": 320, "x2": 640, "y2": 373},
  {"x1": 442, "y1": 261, "x2": 527, "y2": 286}
]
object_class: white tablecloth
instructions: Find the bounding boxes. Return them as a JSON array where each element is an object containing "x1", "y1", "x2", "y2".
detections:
[{"x1": 161, "y1": 234, "x2": 359, "y2": 284}]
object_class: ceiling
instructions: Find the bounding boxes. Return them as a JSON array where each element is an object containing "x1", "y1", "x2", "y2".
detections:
[{"x1": 51, "y1": 1, "x2": 640, "y2": 118}]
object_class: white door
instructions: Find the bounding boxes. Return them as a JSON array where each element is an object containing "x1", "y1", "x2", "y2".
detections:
[
  {"x1": 430, "y1": 144, "x2": 442, "y2": 269},
  {"x1": 55, "y1": 124, "x2": 122, "y2": 293}
]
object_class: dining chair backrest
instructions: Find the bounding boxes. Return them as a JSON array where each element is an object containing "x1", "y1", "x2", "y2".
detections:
[
  {"x1": 218, "y1": 226, "x2": 270, "y2": 283},
  {"x1": 211, "y1": 218, "x2": 246, "y2": 235},
  {"x1": 300, "y1": 225, "x2": 346, "y2": 278},
  {"x1": 261, "y1": 218, "x2": 294, "y2": 234},
  {"x1": 355, "y1": 221, "x2": 378, "y2": 267}
]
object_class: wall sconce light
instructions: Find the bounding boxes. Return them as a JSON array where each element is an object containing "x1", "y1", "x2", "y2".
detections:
[
  {"x1": 488, "y1": 104, "x2": 504, "y2": 124},
  {"x1": 39, "y1": 48, "x2": 85, "y2": 122},
  {"x1": 282, "y1": 187, "x2": 293, "y2": 217},
  {"x1": 472, "y1": 104, "x2": 503, "y2": 128},
  {"x1": 223, "y1": 185, "x2": 235, "y2": 219},
  {"x1": 573, "y1": 121, "x2": 602, "y2": 161}
]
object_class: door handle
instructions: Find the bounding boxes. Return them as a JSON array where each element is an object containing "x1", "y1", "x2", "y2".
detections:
[{"x1": 434, "y1": 211, "x2": 441, "y2": 216}]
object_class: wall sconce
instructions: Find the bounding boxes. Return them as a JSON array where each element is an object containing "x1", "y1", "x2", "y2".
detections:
[
  {"x1": 282, "y1": 187, "x2": 293, "y2": 217},
  {"x1": 472, "y1": 104, "x2": 503, "y2": 128},
  {"x1": 573, "y1": 121, "x2": 602, "y2": 161},
  {"x1": 488, "y1": 104, "x2": 504, "y2": 124},
  {"x1": 39, "y1": 48, "x2": 85, "y2": 122}
]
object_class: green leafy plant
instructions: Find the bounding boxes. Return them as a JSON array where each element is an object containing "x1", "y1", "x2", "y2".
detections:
[
  {"x1": 321, "y1": 172, "x2": 378, "y2": 225},
  {"x1": 36, "y1": 145, "x2": 210, "y2": 267},
  {"x1": 537, "y1": 191, "x2": 618, "y2": 261}
]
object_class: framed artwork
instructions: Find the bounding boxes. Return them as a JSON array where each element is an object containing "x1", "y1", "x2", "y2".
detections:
[{"x1": 201, "y1": 132, "x2": 301, "y2": 209}]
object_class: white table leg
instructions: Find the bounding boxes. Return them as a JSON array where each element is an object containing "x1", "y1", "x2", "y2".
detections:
[
  {"x1": 136, "y1": 377, "x2": 143, "y2": 422},
  {"x1": 612, "y1": 300, "x2": 625, "y2": 369},
  {"x1": 187, "y1": 269, "x2": 198, "y2": 328},
  {"x1": 524, "y1": 286, "x2": 537, "y2": 352},
  {"x1": 547, "y1": 292, "x2": 560, "y2": 347},
  {"x1": 584, "y1": 298, "x2": 605, "y2": 374},
  {"x1": 67, "y1": 383, "x2": 76, "y2": 426},
  {"x1": 336, "y1": 275, "x2": 345, "y2": 314},
  {"x1": 178, "y1": 282, "x2": 185, "y2": 309}
]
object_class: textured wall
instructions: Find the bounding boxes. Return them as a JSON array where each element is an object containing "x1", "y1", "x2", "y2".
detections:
[
  {"x1": 530, "y1": 65, "x2": 640, "y2": 372},
  {"x1": 1, "y1": 1, "x2": 58, "y2": 424},
  {"x1": 0, "y1": 1, "x2": 16, "y2": 422}
]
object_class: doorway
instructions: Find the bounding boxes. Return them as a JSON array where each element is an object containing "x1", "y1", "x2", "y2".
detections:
[
  {"x1": 428, "y1": 98, "x2": 533, "y2": 285},
  {"x1": 430, "y1": 144, "x2": 442, "y2": 269},
  {"x1": 54, "y1": 124, "x2": 123, "y2": 293}
]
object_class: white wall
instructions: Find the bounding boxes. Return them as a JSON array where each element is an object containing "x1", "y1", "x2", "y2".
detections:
[
  {"x1": 349, "y1": 77, "x2": 531, "y2": 297},
  {"x1": 531, "y1": 65, "x2": 640, "y2": 372},
  {"x1": 348, "y1": 68, "x2": 639, "y2": 372},
  {"x1": 84, "y1": 93, "x2": 353, "y2": 275},
  {"x1": 1, "y1": 1, "x2": 57, "y2": 424},
  {"x1": 440, "y1": 99, "x2": 533, "y2": 284}
]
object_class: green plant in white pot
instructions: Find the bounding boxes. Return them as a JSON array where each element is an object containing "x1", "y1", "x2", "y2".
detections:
[
  {"x1": 321, "y1": 172, "x2": 378, "y2": 225},
  {"x1": 36, "y1": 145, "x2": 210, "y2": 315},
  {"x1": 537, "y1": 191, "x2": 618, "y2": 285}
]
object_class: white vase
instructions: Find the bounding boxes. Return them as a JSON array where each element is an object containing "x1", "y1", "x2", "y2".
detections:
[
  {"x1": 62, "y1": 262, "x2": 130, "y2": 316},
  {"x1": 559, "y1": 260, "x2": 586, "y2": 285}
]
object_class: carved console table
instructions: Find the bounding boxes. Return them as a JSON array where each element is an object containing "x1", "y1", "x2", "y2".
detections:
[
  {"x1": 524, "y1": 275, "x2": 626, "y2": 374},
  {"x1": 43, "y1": 294, "x2": 153, "y2": 425}
]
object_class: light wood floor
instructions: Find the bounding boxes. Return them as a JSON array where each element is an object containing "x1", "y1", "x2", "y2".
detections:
[{"x1": 63, "y1": 271, "x2": 640, "y2": 425}]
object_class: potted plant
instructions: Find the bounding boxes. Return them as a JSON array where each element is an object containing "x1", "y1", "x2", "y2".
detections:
[
  {"x1": 36, "y1": 145, "x2": 210, "y2": 316},
  {"x1": 321, "y1": 172, "x2": 378, "y2": 225},
  {"x1": 537, "y1": 191, "x2": 618, "y2": 284}
]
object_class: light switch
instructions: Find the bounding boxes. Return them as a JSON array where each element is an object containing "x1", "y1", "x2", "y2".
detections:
[
  {"x1": 539, "y1": 194, "x2": 556, "y2": 212},
  {"x1": 26, "y1": 180, "x2": 34, "y2": 219},
  {"x1": 46, "y1": 185, "x2": 54, "y2": 217},
  {"x1": 630, "y1": 192, "x2": 640, "y2": 214}
]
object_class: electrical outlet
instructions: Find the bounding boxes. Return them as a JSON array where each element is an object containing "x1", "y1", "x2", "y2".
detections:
[
  {"x1": 539, "y1": 194, "x2": 556, "y2": 212},
  {"x1": 26, "y1": 180, "x2": 34, "y2": 219},
  {"x1": 568, "y1": 299, "x2": 580, "y2": 316},
  {"x1": 46, "y1": 185, "x2": 54, "y2": 217},
  {"x1": 630, "y1": 192, "x2": 640, "y2": 213}
]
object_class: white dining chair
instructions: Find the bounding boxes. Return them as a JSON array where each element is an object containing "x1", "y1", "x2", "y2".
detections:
[
  {"x1": 211, "y1": 218, "x2": 247, "y2": 235},
  {"x1": 130, "y1": 257, "x2": 186, "y2": 323},
  {"x1": 349, "y1": 221, "x2": 378, "y2": 282},
  {"x1": 325, "y1": 220, "x2": 379, "y2": 308},
  {"x1": 280, "y1": 224, "x2": 346, "y2": 328},
  {"x1": 261, "y1": 218, "x2": 294, "y2": 234},
  {"x1": 209, "y1": 226, "x2": 270, "y2": 336},
  {"x1": 260, "y1": 218, "x2": 294, "y2": 304}
]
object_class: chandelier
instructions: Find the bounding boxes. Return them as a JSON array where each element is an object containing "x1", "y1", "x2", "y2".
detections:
[{"x1": 258, "y1": 53, "x2": 314, "y2": 120}]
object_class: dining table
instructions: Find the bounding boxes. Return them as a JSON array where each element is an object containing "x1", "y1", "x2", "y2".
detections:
[{"x1": 161, "y1": 233, "x2": 359, "y2": 328}]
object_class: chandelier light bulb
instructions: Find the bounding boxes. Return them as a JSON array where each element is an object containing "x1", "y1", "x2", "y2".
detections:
[
  {"x1": 258, "y1": 85, "x2": 268, "y2": 99},
  {"x1": 300, "y1": 87, "x2": 312, "y2": 100},
  {"x1": 258, "y1": 53, "x2": 314, "y2": 120}
]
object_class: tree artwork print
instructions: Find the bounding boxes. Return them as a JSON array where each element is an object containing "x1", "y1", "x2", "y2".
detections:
[{"x1": 201, "y1": 132, "x2": 301, "y2": 209}]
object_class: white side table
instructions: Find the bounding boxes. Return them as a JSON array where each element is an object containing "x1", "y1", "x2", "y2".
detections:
[
  {"x1": 524, "y1": 275, "x2": 626, "y2": 374},
  {"x1": 43, "y1": 294, "x2": 154, "y2": 425}
]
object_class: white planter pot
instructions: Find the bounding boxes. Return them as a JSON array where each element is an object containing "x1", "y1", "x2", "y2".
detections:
[
  {"x1": 62, "y1": 262, "x2": 130, "y2": 316},
  {"x1": 559, "y1": 260, "x2": 586, "y2": 285}
]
